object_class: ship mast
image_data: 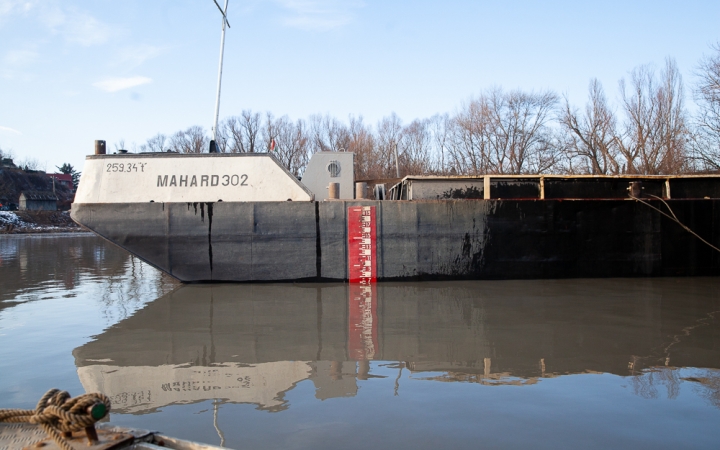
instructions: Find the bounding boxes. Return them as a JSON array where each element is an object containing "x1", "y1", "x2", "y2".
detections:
[{"x1": 209, "y1": 0, "x2": 230, "y2": 153}]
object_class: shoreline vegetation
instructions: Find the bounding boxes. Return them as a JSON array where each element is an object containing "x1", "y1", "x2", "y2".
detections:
[
  {"x1": 0, "y1": 211, "x2": 85, "y2": 234},
  {"x1": 108, "y1": 45, "x2": 720, "y2": 181}
]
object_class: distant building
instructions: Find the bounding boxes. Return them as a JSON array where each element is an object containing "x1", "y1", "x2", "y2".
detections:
[
  {"x1": 19, "y1": 191, "x2": 58, "y2": 211},
  {"x1": 48, "y1": 173, "x2": 74, "y2": 189},
  {"x1": 1, "y1": 158, "x2": 17, "y2": 169}
]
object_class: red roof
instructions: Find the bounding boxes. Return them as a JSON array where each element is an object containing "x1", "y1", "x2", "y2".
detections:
[{"x1": 49, "y1": 173, "x2": 73, "y2": 182}]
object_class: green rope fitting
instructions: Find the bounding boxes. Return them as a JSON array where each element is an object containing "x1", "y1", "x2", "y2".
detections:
[{"x1": 89, "y1": 402, "x2": 107, "y2": 421}]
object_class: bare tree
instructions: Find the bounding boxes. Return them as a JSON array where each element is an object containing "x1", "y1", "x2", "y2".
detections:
[
  {"x1": 0, "y1": 146, "x2": 14, "y2": 160},
  {"x1": 114, "y1": 139, "x2": 126, "y2": 152},
  {"x1": 241, "y1": 110, "x2": 262, "y2": 153},
  {"x1": 560, "y1": 79, "x2": 620, "y2": 174},
  {"x1": 375, "y1": 113, "x2": 404, "y2": 178},
  {"x1": 139, "y1": 133, "x2": 169, "y2": 152},
  {"x1": 401, "y1": 118, "x2": 436, "y2": 175},
  {"x1": 261, "y1": 114, "x2": 310, "y2": 177},
  {"x1": 690, "y1": 43, "x2": 720, "y2": 171},
  {"x1": 447, "y1": 88, "x2": 558, "y2": 175},
  {"x1": 487, "y1": 88, "x2": 559, "y2": 174},
  {"x1": 124, "y1": 54, "x2": 705, "y2": 176},
  {"x1": 430, "y1": 113, "x2": 451, "y2": 174},
  {"x1": 308, "y1": 114, "x2": 350, "y2": 153},
  {"x1": 213, "y1": 122, "x2": 230, "y2": 153},
  {"x1": 346, "y1": 116, "x2": 377, "y2": 180},
  {"x1": 220, "y1": 110, "x2": 262, "y2": 153},
  {"x1": 261, "y1": 112, "x2": 279, "y2": 153},
  {"x1": 617, "y1": 59, "x2": 688, "y2": 174},
  {"x1": 169, "y1": 126, "x2": 208, "y2": 153},
  {"x1": 17, "y1": 157, "x2": 43, "y2": 171},
  {"x1": 447, "y1": 98, "x2": 491, "y2": 175}
]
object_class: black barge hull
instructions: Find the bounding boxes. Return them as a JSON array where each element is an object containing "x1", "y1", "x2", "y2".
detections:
[{"x1": 70, "y1": 199, "x2": 720, "y2": 282}]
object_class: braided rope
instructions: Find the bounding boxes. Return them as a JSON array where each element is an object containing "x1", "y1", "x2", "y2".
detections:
[{"x1": 0, "y1": 389, "x2": 111, "y2": 450}]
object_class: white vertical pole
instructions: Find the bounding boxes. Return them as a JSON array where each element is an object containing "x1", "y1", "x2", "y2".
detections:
[
  {"x1": 394, "y1": 142, "x2": 400, "y2": 178},
  {"x1": 211, "y1": 0, "x2": 229, "y2": 150}
]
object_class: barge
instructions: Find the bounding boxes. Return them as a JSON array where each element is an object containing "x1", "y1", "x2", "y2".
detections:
[{"x1": 70, "y1": 150, "x2": 720, "y2": 283}]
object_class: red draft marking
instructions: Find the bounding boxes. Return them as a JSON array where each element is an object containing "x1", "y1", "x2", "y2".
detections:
[
  {"x1": 348, "y1": 206, "x2": 377, "y2": 283},
  {"x1": 348, "y1": 283, "x2": 378, "y2": 361}
]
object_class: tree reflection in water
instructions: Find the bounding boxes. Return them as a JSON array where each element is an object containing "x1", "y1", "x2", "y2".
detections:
[{"x1": 0, "y1": 234, "x2": 178, "y2": 323}]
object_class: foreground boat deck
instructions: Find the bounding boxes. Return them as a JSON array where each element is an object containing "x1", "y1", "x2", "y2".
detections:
[{"x1": 0, "y1": 422, "x2": 225, "y2": 450}]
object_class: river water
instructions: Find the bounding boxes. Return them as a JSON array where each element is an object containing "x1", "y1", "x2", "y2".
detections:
[{"x1": 1, "y1": 234, "x2": 719, "y2": 449}]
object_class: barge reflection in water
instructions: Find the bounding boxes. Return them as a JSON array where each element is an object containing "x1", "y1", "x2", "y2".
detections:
[{"x1": 72, "y1": 279, "x2": 720, "y2": 448}]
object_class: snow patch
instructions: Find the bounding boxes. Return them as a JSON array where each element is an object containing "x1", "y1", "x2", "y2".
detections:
[
  {"x1": 0, "y1": 211, "x2": 31, "y2": 228},
  {"x1": 0, "y1": 211, "x2": 69, "y2": 231}
]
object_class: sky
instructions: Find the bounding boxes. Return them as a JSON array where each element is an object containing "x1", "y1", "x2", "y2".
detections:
[{"x1": 1, "y1": 0, "x2": 719, "y2": 172}]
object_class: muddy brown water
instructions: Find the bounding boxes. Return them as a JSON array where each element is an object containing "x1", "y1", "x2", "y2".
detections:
[{"x1": 1, "y1": 234, "x2": 719, "y2": 449}]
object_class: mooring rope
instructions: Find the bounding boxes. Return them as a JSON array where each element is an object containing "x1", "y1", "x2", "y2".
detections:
[
  {"x1": 630, "y1": 193, "x2": 720, "y2": 254},
  {"x1": 0, "y1": 389, "x2": 111, "y2": 450}
]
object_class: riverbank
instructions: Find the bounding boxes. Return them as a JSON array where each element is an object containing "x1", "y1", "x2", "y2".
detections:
[{"x1": 0, "y1": 210, "x2": 86, "y2": 234}]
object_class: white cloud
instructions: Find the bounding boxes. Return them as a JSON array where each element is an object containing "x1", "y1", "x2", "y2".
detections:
[
  {"x1": 93, "y1": 76, "x2": 152, "y2": 93},
  {"x1": 274, "y1": 0, "x2": 364, "y2": 31},
  {"x1": 0, "y1": 125, "x2": 21, "y2": 135}
]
